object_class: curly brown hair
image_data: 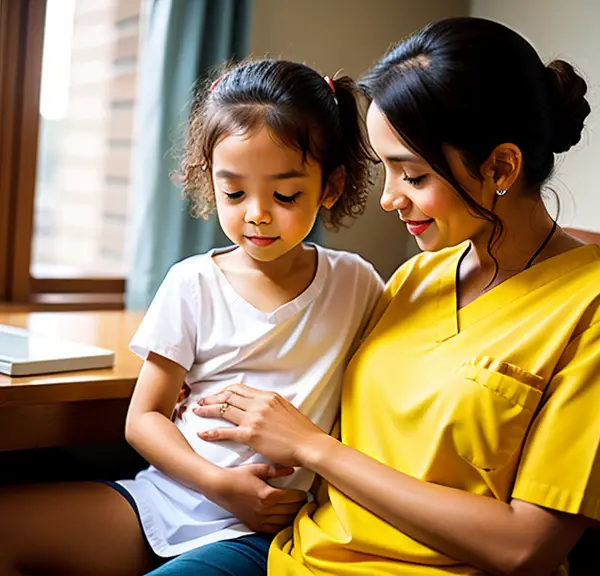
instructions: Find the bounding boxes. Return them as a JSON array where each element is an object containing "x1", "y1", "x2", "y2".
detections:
[{"x1": 178, "y1": 58, "x2": 373, "y2": 231}]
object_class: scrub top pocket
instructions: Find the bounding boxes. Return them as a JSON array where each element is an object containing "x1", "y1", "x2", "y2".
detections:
[{"x1": 452, "y1": 357, "x2": 546, "y2": 472}]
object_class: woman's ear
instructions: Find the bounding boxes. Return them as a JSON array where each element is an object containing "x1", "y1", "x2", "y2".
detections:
[
  {"x1": 480, "y1": 143, "x2": 523, "y2": 192},
  {"x1": 321, "y1": 166, "x2": 346, "y2": 209}
]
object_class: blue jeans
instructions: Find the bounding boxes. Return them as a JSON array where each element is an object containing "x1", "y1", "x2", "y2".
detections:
[{"x1": 145, "y1": 533, "x2": 272, "y2": 576}]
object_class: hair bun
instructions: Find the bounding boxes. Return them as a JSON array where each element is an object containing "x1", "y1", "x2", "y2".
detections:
[{"x1": 546, "y1": 60, "x2": 591, "y2": 153}]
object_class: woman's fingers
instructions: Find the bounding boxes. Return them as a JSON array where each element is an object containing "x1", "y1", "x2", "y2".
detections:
[
  {"x1": 224, "y1": 384, "x2": 264, "y2": 398},
  {"x1": 197, "y1": 426, "x2": 242, "y2": 442},
  {"x1": 195, "y1": 403, "x2": 245, "y2": 428},
  {"x1": 195, "y1": 392, "x2": 251, "y2": 416},
  {"x1": 195, "y1": 389, "x2": 277, "y2": 426},
  {"x1": 198, "y1": 387, "x2": 309, "y2": 467},
  {"x1": 200, "y1": 384, "x2": 270, "y2": 407},
  {"x1": 198, "y1": 390, "x2": 233, "y2": 406}
]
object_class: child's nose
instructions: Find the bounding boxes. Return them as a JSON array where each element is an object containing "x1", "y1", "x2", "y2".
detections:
[{"x1": 244, "y1": 201, "x2": 272, "y2": 225}]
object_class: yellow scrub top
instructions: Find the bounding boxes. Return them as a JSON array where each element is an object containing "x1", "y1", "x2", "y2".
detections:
[{"x1": 269, "y1": 242, "x2": 600, "y2": 575}]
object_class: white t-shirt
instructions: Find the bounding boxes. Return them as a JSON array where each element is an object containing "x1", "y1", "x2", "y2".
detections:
[{"x1": 119, "y1": 244, "x2": 383, "y2": 557}]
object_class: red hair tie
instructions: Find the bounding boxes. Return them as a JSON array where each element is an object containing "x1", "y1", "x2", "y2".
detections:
[
  {"x1": 210, "y1": 75, "x2": 224, "y2": 93},
  {"x1": 323, "y1": 75, "x2": 336, "y2": 94}
]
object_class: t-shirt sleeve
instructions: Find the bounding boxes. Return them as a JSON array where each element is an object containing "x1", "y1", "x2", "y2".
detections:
[
  {"x1": 129, "y1": 263, "x2": 198, "y2": 371},
  {"x1": 358, "y1": 256, "x2": 416, "y2": 342},
  {"x1": 512, "y1": 320, "x2": 600, "y2": 521},
  {"x1": 350, "y1": 259, "x2": 384, "y2": 345},
  {"x1": 362, "y1": 262, "x2": 385, "y2": 324}
]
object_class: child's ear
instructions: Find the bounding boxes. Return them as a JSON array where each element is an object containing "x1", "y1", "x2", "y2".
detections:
[{"x1": 321, "y1": 166, "x2": 346, "y2": 209}]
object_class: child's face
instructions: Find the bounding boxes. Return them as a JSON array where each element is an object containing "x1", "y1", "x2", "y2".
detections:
[{"x1": 212, "y1": 126, "x2": 330, "y2": 262}]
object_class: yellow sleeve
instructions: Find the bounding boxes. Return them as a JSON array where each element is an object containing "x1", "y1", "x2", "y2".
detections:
[{"x1": 512, "y1": 321, "x2": 600, "y2": 521}]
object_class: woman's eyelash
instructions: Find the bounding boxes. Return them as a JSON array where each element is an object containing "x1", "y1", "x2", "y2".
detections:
[
  {"x1": 224, "y1": 191, "x2": 244, "y2": 200},
  {"x1": 402, "y1": 173, "x2": 427, "y2": 186},
  {"x1": 274, "y1": 192, "x2": 301, "y2": 204}
]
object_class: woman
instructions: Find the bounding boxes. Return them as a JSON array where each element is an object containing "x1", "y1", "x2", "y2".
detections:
[{"x1": 193, "y1": 17, "x2": 600, "y2": 576}]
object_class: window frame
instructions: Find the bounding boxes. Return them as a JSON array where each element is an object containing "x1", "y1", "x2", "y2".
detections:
[{"x1": 0, "y1": 0, "x2": 125, "y2": 311}]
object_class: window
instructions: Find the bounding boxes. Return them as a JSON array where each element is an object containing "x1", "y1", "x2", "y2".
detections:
[{"x1": 0, "y1": 0, "x2": 143, "y2": 310}]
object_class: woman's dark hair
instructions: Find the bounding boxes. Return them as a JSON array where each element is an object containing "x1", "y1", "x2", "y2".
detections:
[
  {"x1": 359, "y1": 17, "x2": 591, "y2": 252},
  {"x1": 180, "y1": 58, "x2": 372, "y2": 230}
]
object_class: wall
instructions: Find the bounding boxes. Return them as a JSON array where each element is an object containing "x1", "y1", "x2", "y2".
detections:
[
  {"x1": 471, "y1": 0, "x2": 600, "y2": 233},
  {"x1": 249, "y1": 0, "x2": 469, "y2": 279}
]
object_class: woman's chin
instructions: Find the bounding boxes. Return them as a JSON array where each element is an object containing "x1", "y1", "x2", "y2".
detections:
[
  {"x1": 414, "y1": 235, "x2": 444, "y2": 253},
  {"x1": 414, "y1": 231, "x2": 469, "y2": 253}
]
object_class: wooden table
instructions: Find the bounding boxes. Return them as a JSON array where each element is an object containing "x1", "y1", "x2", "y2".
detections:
[{"x1": 0, "y1": 310, "x2": 143, "y2": 451}]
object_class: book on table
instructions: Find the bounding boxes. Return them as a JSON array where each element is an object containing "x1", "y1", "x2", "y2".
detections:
[{"x1": 0, "y1": 323, "x2": 115, "y2": 377}]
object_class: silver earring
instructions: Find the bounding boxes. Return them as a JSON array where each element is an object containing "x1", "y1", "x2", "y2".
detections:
[{"x1": 496, "y1": 188, "x2": 508, "y2": 196}]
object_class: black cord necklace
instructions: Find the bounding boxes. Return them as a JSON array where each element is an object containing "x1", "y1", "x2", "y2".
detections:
[
  {"x1": 458, "y1": 219, "x2": 559, "y2": 298},
  {"x1": 523, "y1": 219, "x2": 558, "y2": 270}
]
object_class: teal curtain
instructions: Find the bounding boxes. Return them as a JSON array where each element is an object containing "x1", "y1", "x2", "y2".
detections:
[{"x1": 126, "y1": 0, "x2": 252, "y2": 309}]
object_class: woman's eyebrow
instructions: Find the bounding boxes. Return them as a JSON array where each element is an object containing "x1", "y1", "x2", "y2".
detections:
[{"x1": 385, "y1": 153, "x2": 425, "y2": 164}]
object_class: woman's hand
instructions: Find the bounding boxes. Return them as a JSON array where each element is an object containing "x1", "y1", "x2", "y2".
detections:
[
  {"x1": 193, "y1": 384, "x2": 327, "y2": 467},
  {"x1": 205, "y1": 463, "x2": 307, "y2": 533}
]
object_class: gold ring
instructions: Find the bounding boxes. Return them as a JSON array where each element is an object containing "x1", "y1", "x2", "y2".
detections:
[{"x1": 219, "y1": 402, "x2": 230, "y2": 415}]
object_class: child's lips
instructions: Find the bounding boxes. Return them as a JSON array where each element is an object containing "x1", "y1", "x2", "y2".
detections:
[{"x1": 245, "y1": 236, "x2": 279, "y2": 246}]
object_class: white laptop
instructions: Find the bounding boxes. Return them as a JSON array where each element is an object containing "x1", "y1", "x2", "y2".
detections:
[{"x1": 0, "y1": 323, "x2": 115, "y2": 377}]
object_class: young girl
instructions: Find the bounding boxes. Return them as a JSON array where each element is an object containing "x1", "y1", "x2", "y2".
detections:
[{"x1": 0, "y1": 58, "x2": 383, "y2": 576}]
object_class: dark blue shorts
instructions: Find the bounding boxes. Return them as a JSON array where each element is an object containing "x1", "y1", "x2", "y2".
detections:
[{"x1": 100, "y1": 480, "x2": 272, "y2": 575}]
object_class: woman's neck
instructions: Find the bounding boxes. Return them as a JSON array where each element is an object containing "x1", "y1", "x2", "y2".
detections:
[{"x1": 458, "y1": 196, "x2": 582, "y2": 306}]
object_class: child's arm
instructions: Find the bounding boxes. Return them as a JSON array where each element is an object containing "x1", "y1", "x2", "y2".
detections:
[
  {"x1": 125, "y1": 352, "x2": 221, "y2": 491},
  {"x1": 125, "y1": 352, "x2": 306, "y2": 532}
]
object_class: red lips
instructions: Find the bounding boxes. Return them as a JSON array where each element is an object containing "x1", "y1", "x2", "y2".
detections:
[{"x1": 404, "y1": 219, "x2": 434, "y2": 236}]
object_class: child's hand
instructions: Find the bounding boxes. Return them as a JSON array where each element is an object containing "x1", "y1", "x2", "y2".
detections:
[
  {"x1": 171, "y1": 382, "x2": 192, "y2": 421},
  {"x1": 205, "y1": 464, "x2": 306, "y2": 533}
]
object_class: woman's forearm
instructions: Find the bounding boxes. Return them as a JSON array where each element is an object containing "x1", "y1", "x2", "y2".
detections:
[
  {"x1": 301, "y1": 434, "x2": 578, "y2": 576},
  {"x1": 195, "y1": 384, "x2": 588, "y2": 573},
  {"x1": 125, "y1": 412, "x2": 223, "y2": 494}
]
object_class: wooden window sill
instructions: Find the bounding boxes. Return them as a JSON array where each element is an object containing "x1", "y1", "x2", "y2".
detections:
[{"x1": 0, "y1": 293, "x2": 125, "y2": 312}]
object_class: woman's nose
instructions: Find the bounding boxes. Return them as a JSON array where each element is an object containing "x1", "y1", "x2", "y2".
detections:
[{"x1": 380, "y1": 183, "x2": 409, "y2": 212}]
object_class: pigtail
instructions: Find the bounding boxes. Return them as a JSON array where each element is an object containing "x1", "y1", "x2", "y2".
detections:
[{"x1": 321, "y1": 76, "x2": 373, "y2": 231}]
